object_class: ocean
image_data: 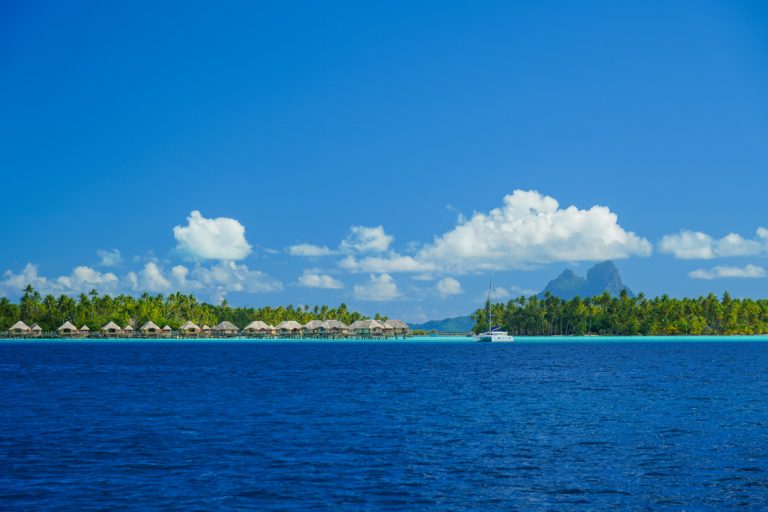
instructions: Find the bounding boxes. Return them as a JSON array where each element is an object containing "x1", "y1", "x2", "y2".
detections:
[{"x1": 1, "y1": 338, "x2": 767, "y2": 510}]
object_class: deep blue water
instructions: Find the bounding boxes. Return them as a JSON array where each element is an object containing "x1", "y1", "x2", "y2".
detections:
[{"x1": 1, "y1": 339, "x2": 768, "y2": 511}]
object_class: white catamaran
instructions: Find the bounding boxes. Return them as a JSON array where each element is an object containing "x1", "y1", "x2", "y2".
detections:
[{"x1": 474, "y1": 275, "x2": 514, "y2": 342}]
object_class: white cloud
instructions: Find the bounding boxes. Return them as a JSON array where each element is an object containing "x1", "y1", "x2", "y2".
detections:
[
  {"x1": 173, "y1": 210, "x2": 252, "y2": 260},
  {"x1": 190, "y1": 261, "x2": 283, "y2": 297},
  {"x1": 689, "y1": 264, "x2": 767, "y2": 280},
  {"x1": 297, "y1": 270, "x2": 344, "y2": 289},
  {"x1": 341, "y1": 226, "x2": 393, "y2": 253},
  {"x1": 416, "y1": 190, "x2": 651, "y2": 272},
  {"x1": 171, "y1": 265, "x2": 191, "y2": 287},
  {"x1": 1, "y1": 259, "x2": 282, "y2": 302},
  {"x1": 492, "y1": 286, "x2": 511, "y2": 300},
  {"x1": 127, "y1": 262, "x2": 171, "y2": 292},
  {"x1": 1, "y1": 263, "x2": 49, "y2": 293},
  {"x1": 57, "y1": 266, "x2": 120, "y2": 293},
  {"x1": 353, "y1": 273, "x2": 400, "y2": 301},
  {"x1": 97, "y1": 249, "x2": 123, "y2": 267},
  {"x1": 1, "y1": 263, "x2": 119, "y2": 295},
  {"x1": 288, "y1": 244, "x2": 337, "y2": 257},
  {"x1": 339, "y1": 254, "x2": 436, "y2": 274},
  {"x1": 338, "y1": 190, "x2": 650, "y2": 274},
  {"x1": 659, "y1": 231, "x2": 714, "y2": 259},
  {"x1": 436, "y1": 277, "x2": 462, "y2": 296},
  {"x1": 660, "y1": 228, "x2": 768, "y2": 259}
]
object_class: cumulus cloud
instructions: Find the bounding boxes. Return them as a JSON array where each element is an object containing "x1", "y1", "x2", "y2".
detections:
[
  {"x1": 660, "y1": 228, "x2": 768, "y2": 259},
  {"x1": 436, "y1": 277, "x2": 462, "y2": 296},
  {"x1": 173, "y1": 210, "x2": 252, "y2": 260},
  {"x1": 190, "y1": 261, "x2": 282, "y2": 297},
  {"x1": 125, "y1": 261, "x2": 282, "y2": 301},
  {"x1": 339, "y1": 254, "x2": 436, "y2": 274},
  {"x1": 297, "y1": 270, "x2": 344, "y2": 289},
  {"x1": 288, "y1": 244, "x2": 337, "y2": 257},
  {"x1": 353, "y1": 273, "x2": 400, "y2": 301},
  {"x1": 127, "y1": 262, "x2": 171, "y2": 292},
  {"x1": 416, "y1": 190, "x2": 650, "y2": 272},
  {"x1": 57, "y1": 266, "x2": 120, "y2": 293},
  {"x1": 689, "y1": 264, "x2": 767, "y2": 280},
  {"x1": 341, "y1": 226, "x2": 393, "y2": 253},
  {"x1": 1, "y1": 259, "x2": 282, "y2": 302},
  {"x1": 339, "y1": 190, "x2": 650, "y2": 274},
  {"x1": 288, "y1": 226, "x2": 394, "y2": 258},
  {"x1": 1, "y1": 263, "x2": 119, "y2": 295},
  {"x1": 97, "y1": 249, "x2": 123, "y2": 267},
  {"x1": 1, "y1": 263, "x2": 49, "y2": 293},
  {"x1": 171, "y1": 265, "x2": 190, "y2": 287},
  {"x1": 494, "y1": 287, "x2": 511, "y2": 299}
]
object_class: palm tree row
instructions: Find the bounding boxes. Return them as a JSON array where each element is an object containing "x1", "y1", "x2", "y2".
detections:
[
  {"x1": 472, "y1": 291, "x2": 768, "y2": 336},
  {"x1": 0, "y1": 286, "x2": 375, "y2": 331}
]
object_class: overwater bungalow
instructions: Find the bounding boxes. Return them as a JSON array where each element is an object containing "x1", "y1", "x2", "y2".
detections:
[
  {"x1": 243, "y1": 320, "x2": 273, "y2": 337},
  {"x1": 57, "y1": 321, "x2": 79, "y2": 337},
  {"x1": 80, "y1": 325, "x2": 90, "y2": 337},
  {"x1": 201, "y1": 325, "x2": 211, "y2": 337},
  {"x1": 140, "y1": 321, "x2": 162, "y2": 337},
  {"x1": 213, "y1": 321, "x2": 239, "y2": 337},
  {"x1": 30, "y1": 323, "x2": 43, "y2": 337},
  {"x1": 276, "y1": 320, "x2": 303, "y2": 337},
  {"x1": 322, "y1": 319, "x2": 348, "y2": 337},
  {"x1": 102, "y1": 321, "x2": 123, "y2": 337},
  {"x1": 124, "y1": 325, "x2": 135, "y2": 338},
  {"x1": 384, "y1": 319, "x2": 409, "y2": 337},
  {"x1": 349, "y1": 319, "x2": 385, "y2": 337},
  {"x1": 179, "y1": 321, "x2": 201, "y2": 337},
  {"x1": 162, "y1": 325, "x2": 173, "y2": 338},
  {"x1": 303, "y1": 320, "x2": 325, "y2": 337},
  {"x1": 10, "y1": 321, "x2": 31, "y2": 337}
]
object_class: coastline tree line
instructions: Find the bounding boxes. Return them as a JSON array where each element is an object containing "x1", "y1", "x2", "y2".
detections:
[
  {"x1": 0, "y1": 286, "x2": 377, "y2": 331},
  {"x1": 472, "y1": 291, "x2": 768, "y2": 336}
]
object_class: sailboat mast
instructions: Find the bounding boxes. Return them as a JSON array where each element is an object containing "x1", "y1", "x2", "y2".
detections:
[{"x1": 488, "y1": 272, "x2": 493, "y2": 332}]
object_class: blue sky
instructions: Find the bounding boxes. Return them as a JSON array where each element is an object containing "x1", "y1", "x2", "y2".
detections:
[{"x1": 1, "y1": 0, "x2": 767, "y2": 322}]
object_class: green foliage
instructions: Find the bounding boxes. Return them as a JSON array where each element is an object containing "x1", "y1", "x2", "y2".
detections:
[
  {"x1": 0, "y1": 289, "x2": 370, "y2": 331},
  {"x1": 472, "y1": 291, "x2": 768, "y2": 336}
]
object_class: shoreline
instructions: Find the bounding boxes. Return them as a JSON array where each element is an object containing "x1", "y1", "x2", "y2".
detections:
[{"x1": 3, "y1": 335, "x2": 768, "y2": 343}]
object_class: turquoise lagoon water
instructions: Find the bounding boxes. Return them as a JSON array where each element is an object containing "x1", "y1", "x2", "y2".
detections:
[
  {"x1": 2, "y1": 338, "x2": 768, "y2": 510},
  {"x1": 7, "y1": 334, "x2": 768, "y2": 343}
]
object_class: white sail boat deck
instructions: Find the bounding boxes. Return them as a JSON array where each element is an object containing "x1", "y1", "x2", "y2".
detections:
[{"x1": 474, "y1": 275, "x2": 514, "y2": 342}]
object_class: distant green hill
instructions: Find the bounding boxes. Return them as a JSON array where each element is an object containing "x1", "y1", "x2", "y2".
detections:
[{"x1": 409, "y1": 315, "x2": 473, "y2": 332}]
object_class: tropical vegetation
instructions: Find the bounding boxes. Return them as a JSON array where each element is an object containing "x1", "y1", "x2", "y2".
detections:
[
  {"x1": 0, "y1": 286, "x2": 376, "y2": 331},
  {"x1": 472, "y1": 291, "x2": 768, "y2": 336}
]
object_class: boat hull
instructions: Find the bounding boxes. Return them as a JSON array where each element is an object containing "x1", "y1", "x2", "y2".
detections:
[{"x1": 474, "y1": 332, "x2": 515, "y2": 342}]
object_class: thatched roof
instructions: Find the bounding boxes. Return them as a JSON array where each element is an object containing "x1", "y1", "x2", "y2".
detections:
[
  {"x1": 244, "y1": 320, "x2": 272, "y2": 331},
  {"x1": 213, "y1": 321, "x2": 239, "y2": 331},
  {"x1": 276, "y1": 320, "x2": 303, "y2": 330},
  {"x1": 180, "y1": 321, "x2": 200, "y2": 331},
  {"x1": 80, "y1": 325, "x2": 90, "y2": 331},
  {"x1": 10, "y1": 321, "x2": 30, "y2": 331},
  {"x1": 57, "y1": 321, "x2": 78, "y2": 332},
  {"x1": 140, "y1": 321, "x2": 161, "y2": 332},
  {"x1": 322, "y1": 319, "x2": 348, "y2": 329},
  {"x1": 384, "y1": 319, "x2": 408, "y2": 329},
  {"x1": 304, "y1": 320, "x2": 325, "y2": 330},
  {"x1": 102, "y1": 321, "x2": 122, "y2": 331},
  {"x1": 349, "y1": 319, "x2": 385, "y2": 330},
  {"x1": 162, "y1": 325, "x2": 172, "y2": 331},
  {"x1": 31, "y1": 323, "x2": 42, "y2": 331},
  {"x1": 201, "y1": 325, "x2": 211, "y2": 330},
  {"x1": 124, "y1": 325, "x2": 134, "y2": 331}
]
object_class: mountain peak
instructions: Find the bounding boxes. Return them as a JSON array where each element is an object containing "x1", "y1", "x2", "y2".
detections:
[{"x1": 538, "y1": 261, "x2": 633, "y2": 299}]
